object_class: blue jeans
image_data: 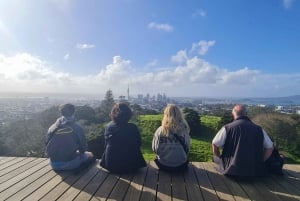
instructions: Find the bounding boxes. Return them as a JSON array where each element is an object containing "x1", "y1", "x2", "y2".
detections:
[{"x1": 50, "y1": 152, "x2": 91, "y2": 170}]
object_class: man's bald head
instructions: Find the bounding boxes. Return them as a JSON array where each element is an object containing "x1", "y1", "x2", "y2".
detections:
[{"x1": 232, "y1": 104, "x2": 247, "y2": 119}]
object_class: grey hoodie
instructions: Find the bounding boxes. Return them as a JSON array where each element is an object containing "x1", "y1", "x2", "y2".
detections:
[
  {"x1": 46, "y1": 116, "x2": 87, "y2": 162},
  {"x1": 152, "y1": 125, "x2": 190, "y2": 167}
]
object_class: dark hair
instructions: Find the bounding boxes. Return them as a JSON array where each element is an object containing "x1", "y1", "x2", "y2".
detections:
[
  {"x1": 59, "y1": 103, "x2": 75, "y2": 117},
  {"x1": 110, "y1": 102, "x2": 132, "y2": 124}
]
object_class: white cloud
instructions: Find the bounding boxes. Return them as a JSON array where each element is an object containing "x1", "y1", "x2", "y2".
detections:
[
  {"x1": 148, "y1": 22, "x2": 174, "y2": 32},
  {"x1": 191, "y1": 40, "x2": 216, "y2": 55},
  {"x1": 64, "y1": 53, "x2": 69, "y2": 60},
  {"x1": 76, "y1": 43, "x2": 95, "y2": 50},
  {"x1": 146, "y1": 59, "x2": 158, "y2": 67},
  {"x1": 193, "y1": 9, "x2": 206, "y2": 17},
  {"x1": 171, "y1": 50, "x2": 188, "y2": 64},
  {"x1": 283, "y1": 0, "x2": 294, "y2": 9},
  {"x1": 0, "y1": 51, "x2": 299, "y2": 97}
]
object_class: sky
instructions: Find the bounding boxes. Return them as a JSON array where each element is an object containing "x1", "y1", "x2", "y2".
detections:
[{"x1": 0, "y1": 0, "x2": 300, "y2": 98}]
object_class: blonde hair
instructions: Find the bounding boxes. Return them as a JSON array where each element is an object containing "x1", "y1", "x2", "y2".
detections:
[{"x1": 161, "y1": 104, "x2": 190, "y2": 136}]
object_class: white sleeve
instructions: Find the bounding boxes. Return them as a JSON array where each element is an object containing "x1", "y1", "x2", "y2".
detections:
[
  {"x1": 212, "y1": 126, "x2": 227, "y2": 148},
  {"x1": 262, "y1": 129, "x2": 273, "y2": 149}
]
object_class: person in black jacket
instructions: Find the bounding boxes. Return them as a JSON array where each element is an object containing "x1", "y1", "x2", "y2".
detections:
[
  {"x1": 212, "y1": 104, "x2": 274, "y2": 177},
  {"x1": 46, "y1": 103, "x2": 94, "y2": 170},
  {"x1": 100, "y1": 102, "x2": 146, "y2": 174}
]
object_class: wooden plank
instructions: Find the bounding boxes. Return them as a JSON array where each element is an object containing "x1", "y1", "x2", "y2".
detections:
[
  {"x1": 0, "y1": 164, "x2": 52, "y2": 200},
  {"x1": 0, "y1": 157, "x2": 16, "y2": 166},
  {"x1": 284, "y1": 164, "x2": 300, "y2": 172},
  {"x1": 260, "y1": 176, "x2": 299, "y2": 201},
  {"x1": 73, "y1": 167, "x2": 108, "y2": 201},
  {"x1": 156, "y1": 169, "x2": 172, "y2": 201},
  {"x1": 224, "y1": 180, "x2": 250, "y2": 201},
  {"x1": 270, "y1": 174, "x2": 300, "y2": 200},
  {"x1": 106, "y1": 173, "x2": 134, "y2": 201},
  {"x1": 40, "y1": 165, "x2": 93, "y2": 201},
  {"x1": 22, "y1": 172, "x2": 71, "y2": 201},
  {"x1": 139, "y1": 161, "x2": 158, "y2": 201},
  {"x1": 235, "y1": 178, "x2": 267, "y2": 201},
  {"x1": 184, "y1": 163, "x2": 204, "y2": 201},
  {"x1": 0, "y1": 157, "x2": 26, "y2": 171},
  {"x1": 251, "y1": 178, "x2": 283, "y2": 201},
  {"x1": 193, "y1": 162, "x2": 219, "y2": 201},
  {"x1": 0, "y1": 158, "x2": 47, "y2": 184},
  {"x1": 5, "y1": 169, "x2": 57, "y2": 201},
  {"x1": 202, "y1": 162, "x2": 235, "y2": 201},
  {"x1": 123, "y1": 166, "x2": 148, "y2": 201},
  {"x1": 172, "y1": 170, "x2": 188, "y2": 201},
  {"x1": 56, "y1": 163, "x2": 100, "y2": 201},
  {"x1": 207, "y1": 164, "x2": 250, "y2": 201},
  {"x1": 90, "y1": 172, "x2": 120, "y2": 201},
  {"x1": 0, "y1": 159, "x2": 49, "y2": 192},
  {"x1": 0, "y1": 157, "x2": 36, "y2": 177}
]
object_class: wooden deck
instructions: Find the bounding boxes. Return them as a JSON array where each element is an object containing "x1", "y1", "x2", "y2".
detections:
[{"x1": 0, "y1": 157, "x2": 299, "y2": 201}]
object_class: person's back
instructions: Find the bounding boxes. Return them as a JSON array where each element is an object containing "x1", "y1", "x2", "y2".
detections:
[
  {"x1": 46, "y1": 103, "x2": 94, "y2": 171},
  {"x1": 100, "y1": 103, "x2": 146, "y2": 174},
  {"x1": 212, "y1": 104, "x2": 273, "y2": 177},
  {"x1": 221, "y1": 116, "x2": 267, "y2": 176},
  {"x1": 152, "y1": 104, "x2": 190, "y2": 172}
]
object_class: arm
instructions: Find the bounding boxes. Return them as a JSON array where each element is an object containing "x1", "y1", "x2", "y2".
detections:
[
  {"x1": 212, "y1": 126, "x2": 226, "y2": 158},
  {"x1": 262, "y1": 129, "x2": 274, "y2": 161},
  {"x1": 212, "y1": 144, "x2": 221, "y2": 158},
  {"x1": 264, "y1": 147, "x2": 274, "y2": 161}
]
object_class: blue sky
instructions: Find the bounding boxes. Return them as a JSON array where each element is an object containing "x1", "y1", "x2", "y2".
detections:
[{"x1": 0, "y1": 0, "x2": 299, "y2": 98}]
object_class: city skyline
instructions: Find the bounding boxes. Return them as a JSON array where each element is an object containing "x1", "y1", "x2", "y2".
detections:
[{"x1": 0, "y1": 0, "x2": 300, "y2": 97}]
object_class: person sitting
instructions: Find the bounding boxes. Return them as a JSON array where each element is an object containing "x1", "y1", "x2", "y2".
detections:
[
  {"x1": 212, "y1": 104, "x2": 274, "y2": 177},
  {"x1": 152, "y1": 104, "x2": 190, "y2": 172},
  {"x1": 46, "y1": 103, "x2": 95, "y2": 171},
  {"x1": 100, "y1": 102, "x2": 146, "y2": 174}
]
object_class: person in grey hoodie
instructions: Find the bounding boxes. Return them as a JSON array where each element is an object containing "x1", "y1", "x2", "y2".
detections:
[
  {"x1": 152, "y1": 104, "x2": 190, "y2": 172},
  {"x1": 46, "y1": 103, "x2": 94, "y2": 170}
]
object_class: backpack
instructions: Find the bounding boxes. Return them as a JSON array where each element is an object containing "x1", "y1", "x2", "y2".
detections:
[{"x1": 265, "y1": 148, "x2": 284, "y2": 175}]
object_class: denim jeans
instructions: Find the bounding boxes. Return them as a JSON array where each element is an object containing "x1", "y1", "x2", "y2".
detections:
[{"x1": 50, "y1": 152, "x2": 91, "y2": 170}]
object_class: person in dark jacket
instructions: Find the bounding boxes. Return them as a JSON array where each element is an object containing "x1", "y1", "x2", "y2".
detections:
[
  {"x1": 212, "y1": 104, "x2": 274, "y2": 177},
  {"x1": 100, "y1": 102, "x2": 146, "y2": 174},
  {"x1": 46, "y1": 103, "x2": 94, "y2": 170}
]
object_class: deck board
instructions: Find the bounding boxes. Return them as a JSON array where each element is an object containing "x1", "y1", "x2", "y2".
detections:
[{"x1": 0, "y1": 157, "x2": 299, "y2": 201}]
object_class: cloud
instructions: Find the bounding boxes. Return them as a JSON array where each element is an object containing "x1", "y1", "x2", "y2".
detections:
[
  {"x1": 0, "y1": 50, "x2": 299, "y2": 97},
  {"x1": 64, "y1": 53, "x2": 69, "y2": 60},
  {"x1": 192, "y1": 9, "x2": 206, "y2": 17},
  {"x1": 283, "y1": 0, "x2": 294, "y2": 9},
  {"x1": 171, "y1": 50, "x2": 188, "y2": 64},
  {"x1": 191, "y1": 40, "x2": 216, "y2": 55},
  {"x1": 148, "y1": 22, "x2": 174, "y2": 32},
  {"x1": 76, "y1": 43, "x2": 95, "y2": 50}
]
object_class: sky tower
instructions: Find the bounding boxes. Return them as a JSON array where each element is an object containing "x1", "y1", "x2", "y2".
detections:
[{"x1": 127, "y1": 85, "x2": 130, "y2": 101}]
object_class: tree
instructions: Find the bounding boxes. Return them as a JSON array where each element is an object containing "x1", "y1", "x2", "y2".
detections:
[
  {"x1": 183, "y1": 108, "x2": 201, "y2": 136},
  {"x1": 75, "y1": 105, "x2": 97, "y2": 125},
  {"x1": 252, "y1": 113, "x2": 298, "y2": 156},
  {"x1": 96, "y1": 89, "x2": 115, "y2": 123}
]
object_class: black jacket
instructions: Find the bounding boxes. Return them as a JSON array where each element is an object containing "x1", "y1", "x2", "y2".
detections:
[{"x1": 100, "y1": 121, "x2": 146, "y2": 174}]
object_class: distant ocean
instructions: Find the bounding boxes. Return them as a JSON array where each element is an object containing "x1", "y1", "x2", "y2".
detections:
[{"x1": 232, "y1": 95, "x2": 300, "y2": 106}]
